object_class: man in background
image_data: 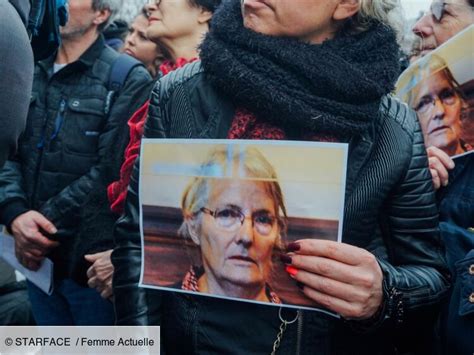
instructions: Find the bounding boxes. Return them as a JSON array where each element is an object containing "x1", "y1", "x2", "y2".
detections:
[{"x1": 0, "y1": 0, "x2": 152, "y2": 325}]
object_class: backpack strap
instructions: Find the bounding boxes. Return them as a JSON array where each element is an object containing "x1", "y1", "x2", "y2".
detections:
[{"x1": 104, "y1": 54, "x2": 143, "y2": 116}]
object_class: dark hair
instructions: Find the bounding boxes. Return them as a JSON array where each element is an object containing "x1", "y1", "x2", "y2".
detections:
[
  {"x1": 188, "y1": 0, "x2": 222, "y2": 13},
  {"x1": 469, "y1": 0, "x2": 474, "y2": 7}
]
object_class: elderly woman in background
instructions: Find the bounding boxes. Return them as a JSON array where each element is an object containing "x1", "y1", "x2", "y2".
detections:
[
  {"x1": 112, "y1": 0, "x2": 449, "y2": 353},
  {"x1": 406, "y1": 55, "x2": 471, "y2": 157},
  {"x1": 411, "y1": 2, "x2": 474, "y2": 353},
  {"x1": 122, "y1": 6, "x2": 165, "y2": 78},
  {"x1": 178, "y1": 146, "x2": 286, "y2": 303}
]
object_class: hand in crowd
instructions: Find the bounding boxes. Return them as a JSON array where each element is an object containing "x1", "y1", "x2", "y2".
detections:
[
  {"x1": 427, "y1": 146, "x2": 455, "y2": 190},
  {"x1": 85, "y1": 249, "x2": 114, "y2": 300},
  {"x1": 11, "y1": 210, "x2": 59, "y2": 271},
  {"x1": 282, "y1": 240, "x2": 383, "y2": 320}
]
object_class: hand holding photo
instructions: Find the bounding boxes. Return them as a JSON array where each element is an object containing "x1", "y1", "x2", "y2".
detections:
[{"x1": 139, "y1": 140, "x2": 348, "y2": 315}]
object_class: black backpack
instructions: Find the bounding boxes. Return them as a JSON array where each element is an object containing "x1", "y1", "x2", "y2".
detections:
[{"x1": 103, "y1": 54, "x2": 143, "y2": 117}]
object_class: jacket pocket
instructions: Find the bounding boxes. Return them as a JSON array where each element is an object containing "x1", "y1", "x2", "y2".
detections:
[{"x1": 63, "y1": 97, "x2": 105, "y2": 156}]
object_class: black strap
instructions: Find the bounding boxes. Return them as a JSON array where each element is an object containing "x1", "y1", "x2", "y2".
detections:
[
  {"x1": 104, "y1": 54, "x2": 142, "y2": 115},
  {"x1": 108, "y1": 53, "x2": 142, "y2": 92}
]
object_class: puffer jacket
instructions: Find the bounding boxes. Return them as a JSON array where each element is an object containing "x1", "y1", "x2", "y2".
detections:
[
  {"x1": 0, "y1": 35, "x2": 152, "y2": 280},
  {"x1": 112, "y1": 62, "x2": 450, "y2": 354}
]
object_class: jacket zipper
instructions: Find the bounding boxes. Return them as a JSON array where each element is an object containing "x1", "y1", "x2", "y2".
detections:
[
  {"x1": 49, "y1": 98, "x2": 66, "y2": 142},
  {"x1": 32, "y1": 98, "x2": 67, "y2": 206},
  {"x1": 295, "y1": 310, "x2": 303, "y2": 355}
]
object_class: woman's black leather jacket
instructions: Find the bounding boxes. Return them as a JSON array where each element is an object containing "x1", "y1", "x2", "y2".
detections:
[{"x1": 112, "y1": 62, "x2": 450, "y2": 354}]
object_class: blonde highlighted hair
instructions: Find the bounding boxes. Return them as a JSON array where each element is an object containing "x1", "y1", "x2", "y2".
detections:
[{"x1": 345, "y1": 0, "x2": 405, "y2": 42}]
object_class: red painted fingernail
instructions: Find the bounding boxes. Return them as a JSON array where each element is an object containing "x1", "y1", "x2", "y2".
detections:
[
  {"x1": 285, "y1": 265, "x2": 298, "y2": 276},
  {"x1": 287, "y1": 242, "x2": 300, "y2": 252}
]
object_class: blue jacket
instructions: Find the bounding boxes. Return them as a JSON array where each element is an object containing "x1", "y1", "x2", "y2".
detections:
[{"x1": 438, "y1": 153, "x2": 474, "y2": 355}]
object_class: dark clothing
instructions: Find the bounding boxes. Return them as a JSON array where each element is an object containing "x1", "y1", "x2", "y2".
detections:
[
  {"x1": 112, "y1": 61, "x2": 449, "y2": 354},
  {"x1": 0, "y1": 260, "x2": 34, "y2": 325},
  {"x1": 0, "y1": 281, "x2": 35, "y2": 325},
  {"x1": 8, "y1": 0, "x2": 30, "y2": 25},
  {"x1": 103, "y1": 20, "x2": 129, "y2": 52},
  {"x1": 28, "y1": 0, "x2": 68, "y2": 61},
  {"x1": 438, "y1": 153, "x2": 474, "y2": 355},
  {"x1": 0, "y1": 35, "x2": 152, "y2": 282},
  {"x1": 199, "y1": 0, "x2": 401, "y2": 138},
  {"x1": 0, "y1": 0, "x2": 34, "y2": 168},
  {"x1": 27, "y1": 279, "x2": 115, "y2": 325}
]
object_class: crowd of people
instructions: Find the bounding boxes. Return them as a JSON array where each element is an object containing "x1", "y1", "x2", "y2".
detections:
[{"x1": 0, "y1": 0, "x2": 472, "y2": 354}]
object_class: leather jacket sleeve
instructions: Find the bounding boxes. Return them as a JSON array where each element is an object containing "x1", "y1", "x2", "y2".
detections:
[
  {"x1": 112, "y1": 80, "x2": 167, "y2": 325},
  {"x1": 360, "y1": 101, "x2": 450, "y2": 329}
]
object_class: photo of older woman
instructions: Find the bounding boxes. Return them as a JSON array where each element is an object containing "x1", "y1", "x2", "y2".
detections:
[
  {"x1": 408, "y1": 55, "x2": 472, "y2": 156},
  {"x1": 138, "y1": 140, "x2": 347, "y2": 311},
  {"x1": 177, "y1": 147, "x2": 286, "y2": 303}
]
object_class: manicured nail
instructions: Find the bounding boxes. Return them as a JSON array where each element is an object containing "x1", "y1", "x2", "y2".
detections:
[
  {"x1": 285, "y1": 265, "x2": 298, "y2": 277},
  {"x1": 280, "y1": 254, "x2": 292, "y2": 265},
  {"x1": 442, "y1": 179, "x2": 449, "y2": 187},
  {"x1": 296, "y1": 281, "x2": 305, "y2": 290},
  {"x1": 287, "y1": 242, "x2": 300, "y2": 252},
  {"x1": 50, "y1": 227, "x2": 57, "y2": 234}
]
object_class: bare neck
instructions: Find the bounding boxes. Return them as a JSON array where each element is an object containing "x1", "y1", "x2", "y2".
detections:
[
  {"x1": 160, "y1": 27, "x2": 208, "y2": 62},
  {"x1": 55, "y1": 30, "x2": 100, "y2": 65}
]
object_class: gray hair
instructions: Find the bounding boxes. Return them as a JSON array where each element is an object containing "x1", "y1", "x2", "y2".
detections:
[
  {"x1": 92, "y1": 0, "x2": 123, "y2": 31},
  {"x1": 345, "y1": 0, "x2": 405, "y2": 43},
  {"x1": 178, "y1": 146, "x2": 288, "y2": 250}
]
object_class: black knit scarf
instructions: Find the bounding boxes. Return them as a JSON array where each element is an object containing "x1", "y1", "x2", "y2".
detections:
[{"x1": 200, "y1": 0, "x2": 401, "y2": 137}]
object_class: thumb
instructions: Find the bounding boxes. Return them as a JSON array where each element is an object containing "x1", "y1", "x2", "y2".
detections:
[
  {"x1": 32, "y1": 212, "x2": 57, "y2": 234},
  {"x1": 84, "y1": 254, "x2": 100, "y2": 262}
]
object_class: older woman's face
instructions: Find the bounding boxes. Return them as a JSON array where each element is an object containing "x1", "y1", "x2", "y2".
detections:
[
  {"x1": 241, "y1": 0, "x2": 344, "y2": 44},
  {"x1": 413, "y1": 0, "x2": 474, "y2": 53},
  {"x1": 414, "y1": 70, "x2": 464, "y2": 155},
  {"x1": 197, "y1": 178, "x2": 279, "y2": 294}
]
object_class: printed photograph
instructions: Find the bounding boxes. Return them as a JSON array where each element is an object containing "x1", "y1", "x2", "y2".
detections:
[
  {"x1": 396, "y1": 25, "x2": 474, "y2": 158},
  {"x1": 139, "y1": 140, "x2": 348, "y2": 314}
]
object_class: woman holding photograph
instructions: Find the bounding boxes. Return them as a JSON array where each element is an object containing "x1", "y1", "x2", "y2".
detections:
[
  {"x1": 112, "y1": 0, "x2": 449, "y2": 353},
  {"x1": 178, "y1": 146, "x2": 285, "y2": 303}
]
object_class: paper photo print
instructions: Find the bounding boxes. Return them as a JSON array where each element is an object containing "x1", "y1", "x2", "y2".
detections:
[
  {"x1": 396, "y1": 25, "x2": 474, "y2": 158},
  {"x1": 139, "y1": 140, "x2": 348, "y2": 315}
]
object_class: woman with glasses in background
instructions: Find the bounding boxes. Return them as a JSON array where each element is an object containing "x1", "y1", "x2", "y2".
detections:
[
  {"x1": 408, "y1": 56, "x2": 471, "y2": 157},
  {"x1": 413, "y1": 0, "x2": 474, "y2": 54},
  {"x1": 108, "y1": 0, "x2": 221, "y2": 215}
]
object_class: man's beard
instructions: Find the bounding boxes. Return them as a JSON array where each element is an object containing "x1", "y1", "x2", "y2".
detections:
[{"x1": 60, "y1": 21, "x2": 94, "y2": 40}]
